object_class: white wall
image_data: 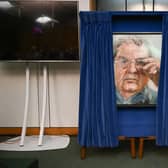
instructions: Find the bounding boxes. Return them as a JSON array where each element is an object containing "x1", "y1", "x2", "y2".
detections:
[
  {"x1": 79, "y1": 0, "x2": 90, "y2": 11},
  {"x1": 0, "y1": 0, "x2": 90, "y2": 128},
  {"x1": 49, "y1": 62, "x2": 80, "y2": 127},
  {"x1": 0, "y1": 63, "x2": 39, "y2": 127}
]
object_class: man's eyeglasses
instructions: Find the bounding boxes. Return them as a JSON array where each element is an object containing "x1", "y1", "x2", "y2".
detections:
[{"x1": 114, "y1": 57, "x2": 147, "y2": 69}]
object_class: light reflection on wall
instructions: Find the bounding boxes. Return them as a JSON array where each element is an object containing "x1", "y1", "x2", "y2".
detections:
[
  {"x1": 127, "y1": 4, "x2": 143, "y2": 11},
  {"x1": 96, "y1": 0, "x2": 168, "y2": 11},
  {"x1": 0, "y1": 1, "x2": 13, "y2": 9},
  {"x1": 128, "y1": 3, "x2": 168, "y2": 11},
  {"x1": 127, "y1": 0, "x2": 143, "y2": 11},
  {"x1": 144, "y1": 3, "x2": 153, "y2": 11},
  {"x1": 155, "y1": 4, "x2": 168, "y2": 11},
  {"x1": 127, "y1": 4, "x2": 153, "y2": 11}
]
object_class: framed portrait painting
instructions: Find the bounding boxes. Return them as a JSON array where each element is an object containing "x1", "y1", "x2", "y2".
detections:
[{"x1": 113, "y1": 33, "x2": 162, "y2": 106}]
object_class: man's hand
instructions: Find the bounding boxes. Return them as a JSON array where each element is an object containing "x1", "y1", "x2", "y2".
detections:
[{"x1": 138, "y1": 57, "x2": 160, "y2": 86}]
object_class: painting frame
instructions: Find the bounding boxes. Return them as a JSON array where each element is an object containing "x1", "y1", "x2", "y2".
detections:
[{"x1": 113, "y1": 32, "x2": 162, "y2": 107}]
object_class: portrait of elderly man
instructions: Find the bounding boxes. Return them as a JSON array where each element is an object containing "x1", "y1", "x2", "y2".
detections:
[{"x1": 113, "y1": 35, "x2": 161, "y2": 105}]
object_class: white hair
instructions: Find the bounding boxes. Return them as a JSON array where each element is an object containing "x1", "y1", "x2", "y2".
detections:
[{"x1": 113, "y1": 35, "x2": 161, "y2": 59}]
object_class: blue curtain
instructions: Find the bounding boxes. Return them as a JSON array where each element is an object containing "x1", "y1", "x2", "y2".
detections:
[
  {"x1": 156, "y1": 15, "x2": 168, "y2": 146},
  {"x1": 78, "y1": 12, "x2": 118, "y2": 147}
]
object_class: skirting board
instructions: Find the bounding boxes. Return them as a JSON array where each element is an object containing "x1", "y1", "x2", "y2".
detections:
[{"x1": 0, "y1": 127, "x2": 78, "y2": 135}]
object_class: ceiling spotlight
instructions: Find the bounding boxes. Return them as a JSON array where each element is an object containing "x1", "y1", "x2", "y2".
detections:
[{"x1": 36, "y1": 15, "x2": 59, "y2": 24}]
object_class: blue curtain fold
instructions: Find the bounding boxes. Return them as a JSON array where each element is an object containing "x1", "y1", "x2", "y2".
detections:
[
  {"x1": 156, "y1": 15, "x2": 168, "y2": 146},
  {"x1": 78, "y1": 12, "x2": 118, "y2": 147}
]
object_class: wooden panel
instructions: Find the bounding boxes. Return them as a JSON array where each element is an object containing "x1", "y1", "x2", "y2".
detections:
[{"x1": 0, "y1": 127, "x2": 78, "y2": 135}]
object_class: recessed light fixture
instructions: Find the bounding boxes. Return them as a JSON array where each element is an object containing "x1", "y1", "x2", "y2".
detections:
[{"x1": 36, "y1": 15, "x2": 59, "y2": 24}]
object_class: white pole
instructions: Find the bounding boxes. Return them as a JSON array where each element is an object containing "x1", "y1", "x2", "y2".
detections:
[
  {"x1": 20, "y1": 65, "x2": 30, "y2": 146},
  {"x1": 38, "y1": 65, "x2": 47, "y2": 146}
]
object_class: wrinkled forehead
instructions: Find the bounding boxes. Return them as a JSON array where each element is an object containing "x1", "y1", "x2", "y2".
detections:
[{"x1": 115, "y1": 41, "x2": 149, "y2": 59}]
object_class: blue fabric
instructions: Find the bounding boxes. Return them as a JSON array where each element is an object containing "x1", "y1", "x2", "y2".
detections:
[
  {"x1": 112, "y1": 14, "x2": 162, "y2": 32},
  {"x1": 78, "y1": 11, "x2": 168, "y2": 147},
  {"x1": 156, "y1": 15, "x2": 168, "y2": 146},
  {"x1": 119, "y1": 108, "x2": 156, "y2": 137},
  {"x1": 78, "y1": 12, "x2": 119, "y2": 147}
]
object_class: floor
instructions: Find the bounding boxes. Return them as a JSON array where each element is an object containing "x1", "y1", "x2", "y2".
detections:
[{"x1": 0, "y1": 136, "x2": 168, "y2": 168}]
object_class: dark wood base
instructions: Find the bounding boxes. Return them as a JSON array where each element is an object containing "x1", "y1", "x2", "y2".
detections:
[
  {"x1": 130, "y1": 138, "x2": 136, "y2": 158},
  {"x1": 138, "y1": 136, "x2": 155, "y2": 159},
  {"x1": 80, "y1": 146, "x2": 86, "y2": 160},
  {"x1": 80, "y1": 137, "x2": 136, "y2": 159}
]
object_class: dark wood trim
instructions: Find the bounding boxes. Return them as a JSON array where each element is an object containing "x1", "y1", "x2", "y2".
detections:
[
  {"x1": 0, "y1": 127, "x2": 78, "y2": 135},
  {"x1": 153, "y1": 0, "x2": 155, "y2": 11},
  {"x1": 89, "y1": 0, "x2": 96, "y2": 11},
  {"x1": 125, "y1": 0, "x2": 128, "y2": 11}
]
